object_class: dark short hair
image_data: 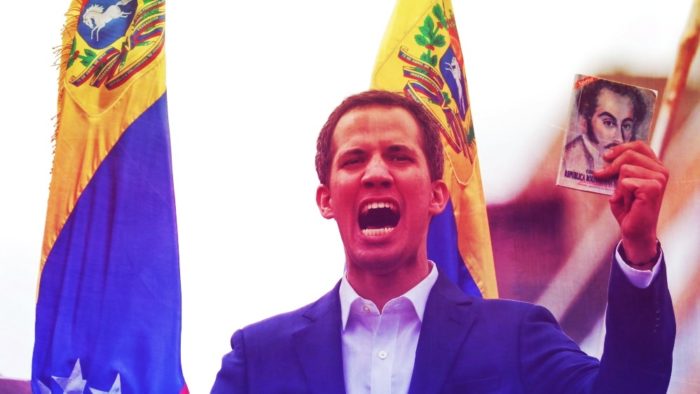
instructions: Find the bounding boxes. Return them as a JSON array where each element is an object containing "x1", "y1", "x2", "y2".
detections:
[
  {"x1": 578, "y1": 79, "x2": 647, "y2": 139},
  {"x1": 315, "y1": 90, "x2": 444, "y2": 185}
]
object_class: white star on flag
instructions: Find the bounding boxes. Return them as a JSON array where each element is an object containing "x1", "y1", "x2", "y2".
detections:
[
  {"x1": 90, "y1": 374, "x2": 122, "y2": 394},
  {"x1": 36, "y1": 379, "x2": 52, "y2": 394},
  {"x1": 52, "y1": 359, "x2": 87, "y2": 393}
]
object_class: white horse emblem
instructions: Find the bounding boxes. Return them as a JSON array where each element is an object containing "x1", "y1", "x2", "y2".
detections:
[
  {"x1": 445, "y1": 56, "x2": 465, "y2": 114},
  {"x1": 82, "y1": 0, "x2": 134, "y2": 42}
]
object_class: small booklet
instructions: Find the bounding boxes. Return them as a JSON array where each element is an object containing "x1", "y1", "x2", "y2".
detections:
[{"x1": 556, "y1": 74, "x2": 657, "y2": 195}]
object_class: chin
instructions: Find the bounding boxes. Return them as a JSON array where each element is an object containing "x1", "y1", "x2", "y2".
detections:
[
  {"x1": 347, "y1": 251, "x2": 401, "y2": 273},
  {"x1": 349, "y1": 246, "x2": 420, "y2": 273}
]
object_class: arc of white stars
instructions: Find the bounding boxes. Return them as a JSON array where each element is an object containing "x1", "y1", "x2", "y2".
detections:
[{"x1": 49, "y1": 358, "x2": 123, "y2": 394}]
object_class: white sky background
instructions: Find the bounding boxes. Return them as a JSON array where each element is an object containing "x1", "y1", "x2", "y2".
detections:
[{"x1": 0, "y1": 0, "x2": 695, "y2": 392}]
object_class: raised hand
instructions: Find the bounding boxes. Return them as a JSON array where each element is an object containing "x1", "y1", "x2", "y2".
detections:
[{"x1": 593, "y1": 141, "x2": 668, "y2": 269}]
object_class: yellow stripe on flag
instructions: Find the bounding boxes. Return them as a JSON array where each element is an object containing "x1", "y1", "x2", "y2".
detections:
[
  {"x1": 42, "y1": 0, "x2": 167, "y2": 270},
  {"x1": 371, "y1": 0, "x2": 498, "y2": 298}
]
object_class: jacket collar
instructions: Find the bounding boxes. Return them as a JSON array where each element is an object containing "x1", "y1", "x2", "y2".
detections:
[
  {"x1": 408, "y1": 273, "x2": 477, "y2": 394},
  {"x1": 292, "y1": 282, "x2": 347, "y2": 394}
]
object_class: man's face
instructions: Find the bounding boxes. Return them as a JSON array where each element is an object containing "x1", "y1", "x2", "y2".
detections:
[
  {"x1": 316, "y1": 105, "x2": 447, "y2": 274},
  {"x1": 587, "y1": 88, "x2": 635, "y2": 148}
]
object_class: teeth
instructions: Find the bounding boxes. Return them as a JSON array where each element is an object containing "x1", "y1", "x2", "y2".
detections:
[
  {"x1": 361, "y1": 227, "x2": 395, "y2": 236},
  {"x1": 361, "y1": 201, "x2": 397, "y2": 214}
]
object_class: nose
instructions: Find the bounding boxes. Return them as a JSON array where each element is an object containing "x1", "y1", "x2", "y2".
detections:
[
  {"x1": 610, "y1": 127, "x2": 625, "y2": 146},
  {"x1": 615, "y1": 125, "x2": 625, "y2": 141},
  {"x1": 361, "y1": 156, "x2": 392, "y2": 188}
]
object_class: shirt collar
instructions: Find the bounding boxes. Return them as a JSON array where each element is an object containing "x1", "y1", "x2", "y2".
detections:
[{"x1": 339, "y1": 261, "x2": 438, "y2": 330}]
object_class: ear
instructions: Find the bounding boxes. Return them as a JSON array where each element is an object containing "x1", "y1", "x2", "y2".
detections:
[
  {"x1": 428, "y1": 179, "x2": 449, "y2": 215},
  {"x1": 316, "y1": 184, "x2": 334, "y2": 219}
]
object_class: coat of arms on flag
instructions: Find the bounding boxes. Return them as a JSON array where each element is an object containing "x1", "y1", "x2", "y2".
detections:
[{"x1": 66, "y1": 0, "x2": 164, "y2": 111}]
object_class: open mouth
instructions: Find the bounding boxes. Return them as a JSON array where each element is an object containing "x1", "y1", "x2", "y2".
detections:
[{"x1": 358, "y1": 201, "x2": 400, "y2": 236}]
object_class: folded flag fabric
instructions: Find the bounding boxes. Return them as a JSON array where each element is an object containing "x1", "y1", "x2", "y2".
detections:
[{"x1": 32, "y1": 0, "x2": 188, "y2": 392}]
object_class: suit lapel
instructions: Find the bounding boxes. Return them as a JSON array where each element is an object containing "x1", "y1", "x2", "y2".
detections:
[
  {"x1": 408, "y1": 274, "x2": 477, "y2": 394},
  {"x1": 293, "y1": 283, "x2": 346, "y2": 394}
]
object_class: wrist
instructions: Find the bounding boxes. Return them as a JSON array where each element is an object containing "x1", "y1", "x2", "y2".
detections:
[{"x1": 620, "y1": 239, "x2": 661, "y2": 270}]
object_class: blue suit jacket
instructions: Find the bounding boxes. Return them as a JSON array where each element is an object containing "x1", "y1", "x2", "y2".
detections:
[{"x1": 212, "y1": 259, "x2": 674, "y2": 393}]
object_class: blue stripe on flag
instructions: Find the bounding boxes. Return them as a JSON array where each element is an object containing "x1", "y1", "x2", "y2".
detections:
[
  {"x1": 33, "y1": 93, "x2": 186, "y2": 393},
  {"x1": 427, "y1": 199, "x2": 482, "y2": 298}
]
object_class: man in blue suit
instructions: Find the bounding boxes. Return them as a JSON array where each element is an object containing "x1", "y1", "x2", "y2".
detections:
[{"x1": 212, "y1": 90, "x2": 674, "y2": 393}]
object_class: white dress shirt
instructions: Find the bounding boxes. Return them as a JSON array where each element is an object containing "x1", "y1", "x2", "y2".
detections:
[
  {"x1": 337, "y1": 247, "x2": 661, "y2": 394},
  {"x1": 339, "y1": 262, "x2": 438, "y2": 394}
]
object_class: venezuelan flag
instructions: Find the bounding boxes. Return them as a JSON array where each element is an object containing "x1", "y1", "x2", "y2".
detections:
[
  {"x1": 372, "y1": 0, "x2": 498, "y2": 298},
  {"x1": 32, "y1": 0, "x2": 188, "y2": 392}
]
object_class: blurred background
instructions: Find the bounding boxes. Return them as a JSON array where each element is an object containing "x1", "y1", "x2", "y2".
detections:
[{"x1": 1, "y1": 0, "x2": 698, "y2": 392}]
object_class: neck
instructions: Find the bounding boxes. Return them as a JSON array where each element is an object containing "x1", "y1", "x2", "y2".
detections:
[{"x1": 346, "y1": 259, "x2": 431, "y2": 311}]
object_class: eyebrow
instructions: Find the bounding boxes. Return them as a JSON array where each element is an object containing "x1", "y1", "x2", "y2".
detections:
[
  {"x1": 338, "y1": 144, "x2": 416, "y2": 155},
  {"x1": 598, "y1": 111, "x2": 618, "y2": 121},
  {"x1": 386, "y1": 144, "x2": 415, "y2": 154},
  {"x1": 599, "y1": 111, "x2": 635, "y2": 123},
  {"x1": 335, "y1": 148, "x2": 366, "y2": 163},
  {"x1": 337, "y1": 148, "x2": 366, "y2": 157}
]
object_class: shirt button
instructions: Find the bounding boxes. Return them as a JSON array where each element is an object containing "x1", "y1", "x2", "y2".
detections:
[
  {"x1": 378, "y1": 351, "x2": 388, "y2": 360},
  {"x1": 362, "y1": 305, "x2": 371, "y2": 312}
]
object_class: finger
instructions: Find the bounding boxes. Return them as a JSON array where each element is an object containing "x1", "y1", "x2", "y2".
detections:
[
  {"x1": 615, "y1": 177, "x2": 663, "y2": 236},
  {"x1": 608, "y1": 182, "x2": 628, "y2": 222},
  {"x1": 609, "y1": 169, "x2": 665, "y2": 219},
  {"x1": 618, "y1": 176, "x2": 665, "y2": 205},
  {"x1": 594, "y1": 149, "x2": 667, "y2": 180},
  {"x1": 604, "y1": 141, "x2": 658, "y2": 162},
  {"x1": 600, "y1": 141, "x2": 661, "y2": 176},
  {"x1": 617, "y1": 163, "x2": 669, "y2": 190},
  {"x1": 615, "y1": 176, "x2": 665, "y2": 225},
  {"x1": 609, "y1": 172, "x2": 635, "y2": 220}
]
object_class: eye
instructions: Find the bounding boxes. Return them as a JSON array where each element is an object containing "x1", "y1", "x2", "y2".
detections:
[
  {"x1": 390, "y1": 155, "x2": 412, "y2": 162},
  {"x1": 341, "y1": 156, "x2": 363, "y2": 168},
  {"x1": 602, "y1": 118, "x2": 616, "y2": 128},
  {"x1": 621, "y1": 121, "x2": 633, "y2": 133},
  {"x1": 386, "y1": 146, "x2": 415, "y2": 163}
]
